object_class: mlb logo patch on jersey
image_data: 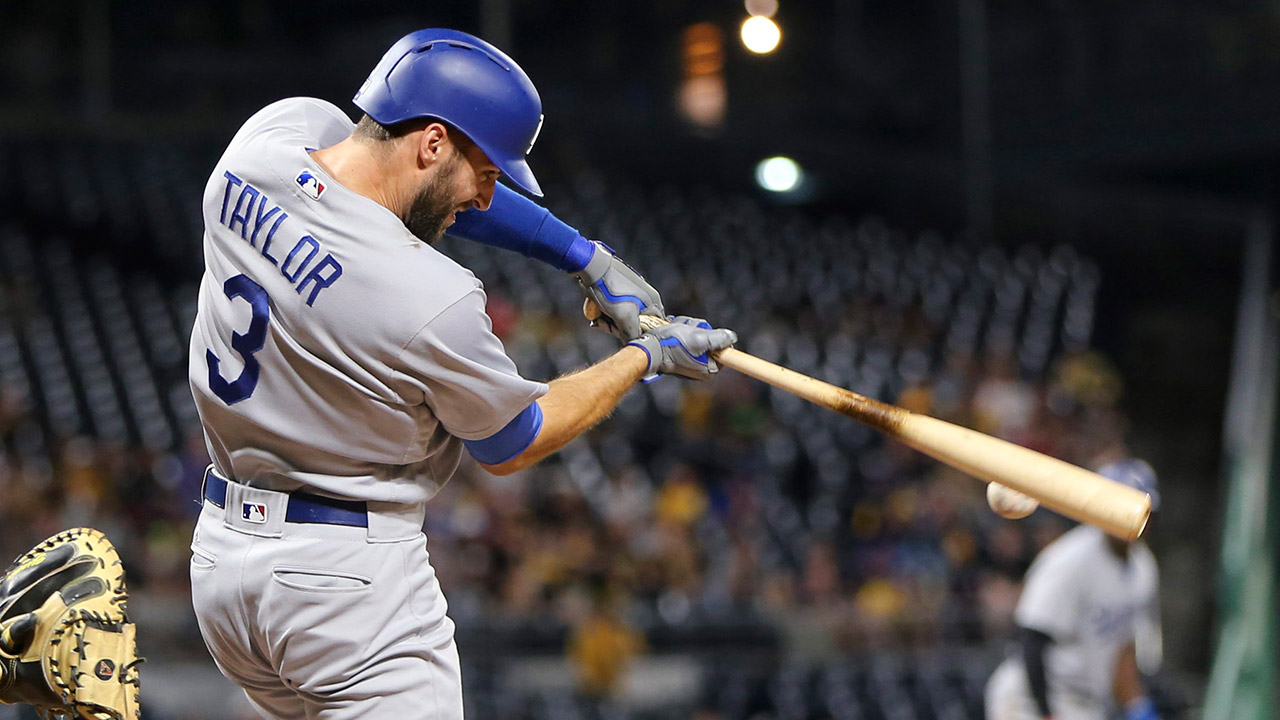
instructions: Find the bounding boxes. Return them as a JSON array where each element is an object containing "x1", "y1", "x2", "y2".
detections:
[
  {"x1": 296, "y1": 169, "x2": 326, "y2": 200},
  {"x1": 242, "y1": 502, "x2": 268, "y2": 524}
]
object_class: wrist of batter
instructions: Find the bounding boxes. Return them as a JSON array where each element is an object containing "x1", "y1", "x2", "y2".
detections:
[
  {"x1": 570, "y1": 239, "x2": 609, "y2": 280},
  {"x1": 623, "y1": 337, "x2": 658, "y2": 380},
  {"x1": 561, "y1": 235, "x2": 597, "y2": 274}
]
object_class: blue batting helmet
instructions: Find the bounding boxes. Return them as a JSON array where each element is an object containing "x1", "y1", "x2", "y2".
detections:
[
  {"x1": 1097, "y1": 458, "x2": 1160, "y2": 512},
  {"x1": 354, "y1": 29, "x2": 545, "y2": 197}
]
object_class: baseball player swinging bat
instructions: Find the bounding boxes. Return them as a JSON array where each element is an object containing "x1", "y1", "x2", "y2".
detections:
[{"x1": 586, "y1": 300, "x2": 1152, "y2": 541}]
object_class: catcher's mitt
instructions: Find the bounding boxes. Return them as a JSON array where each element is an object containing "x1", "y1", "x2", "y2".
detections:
[{"x1": 0, "y1": 528, "x2": 141, "y2": 720}]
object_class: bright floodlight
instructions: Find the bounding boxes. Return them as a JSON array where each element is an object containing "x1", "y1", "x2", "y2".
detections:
[
  {"x1": 756, "y1": 156, "x2": 801, "y2": 192},
  {"x1": 741, "y1": 16, "x2": 781, "y2": 54}
]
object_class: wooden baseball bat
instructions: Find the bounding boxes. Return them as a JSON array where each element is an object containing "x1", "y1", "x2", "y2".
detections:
[{"x1": 588, "y1": 302, "x2": 1151, "y2": 540}]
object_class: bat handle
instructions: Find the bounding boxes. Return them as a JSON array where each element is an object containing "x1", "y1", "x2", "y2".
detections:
[
  {"x1": 637, "y1": 314, "x2": 668, "y2": 332},
  {"x1": 585, "y1": 299, "x2": 742, "y2": 368},
  {"x1": 582, "y1": 298, "x2": 673, "y2": 333}
]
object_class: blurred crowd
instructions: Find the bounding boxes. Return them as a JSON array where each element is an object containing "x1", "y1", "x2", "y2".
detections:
[
  {"x1": 0, "y1": 289, "x2": 1137, "y2": 704},
  {"x1": 0, "y1": 142, "x2": 1141, "y2": 708},
  {"x1": 0, "y1": 402, "x2": 210, "y2": 597},
  {"x1": 0, "y1": 324, "x2": 1135, "y2": 706},
  {"x1": 417, "y1": 302, "x2": 1134, "y2": 696}
]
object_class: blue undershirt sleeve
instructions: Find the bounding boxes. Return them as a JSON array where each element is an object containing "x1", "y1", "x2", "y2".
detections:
[
  {"x1": 448, "y1": 184, "x2": 596, "y2": 272},
  {"x1": 462, "y1": 400, "x2": 544, "y2": 465}
]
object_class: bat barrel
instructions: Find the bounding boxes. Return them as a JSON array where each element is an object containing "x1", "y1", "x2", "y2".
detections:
[
  {"x1": 716, "y1": 348, "x2": 1151, "y2": 540},
  {"x1": 595, "y1": 302, "x2": 1153, "y2": 540},
  {"x1": 893, "y1": 416, "x2": 1152, "y2": 540}
]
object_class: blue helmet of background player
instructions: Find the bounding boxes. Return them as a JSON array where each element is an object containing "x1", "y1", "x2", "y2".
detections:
[
  {"x1": 354, "y1": 29, "x2": 545, "y2": 197},
  {"x1": 1097, "y1": 458, "x2": 1160, "y2": 512}
]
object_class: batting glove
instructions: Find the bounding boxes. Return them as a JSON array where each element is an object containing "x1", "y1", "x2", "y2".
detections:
[
  {"x1": 573, "y1": 241, "x2": 665, "y2": 341},
  {"x1": 627, "y1": 316, "x2": 737, "y2": 381},
  {"x1": 1124, "y1": 698, "x2": 1160, "y2": 720}
]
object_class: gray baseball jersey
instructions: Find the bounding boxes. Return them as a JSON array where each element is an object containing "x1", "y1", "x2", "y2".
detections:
[
  {"x1": 188, "y1": 97, "x2": 547, "y2": 504},
  {"x1": 1013, "y1": 525, "x2": 1159, "y2": 704}
]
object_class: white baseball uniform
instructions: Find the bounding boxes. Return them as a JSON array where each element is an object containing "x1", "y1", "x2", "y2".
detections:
[
  {"x1": 985, "y1": 525, "x2": 1160, "y2": 720},
  {"x1": 188, "y1": 97, "x2": 547, "y2": 719}
]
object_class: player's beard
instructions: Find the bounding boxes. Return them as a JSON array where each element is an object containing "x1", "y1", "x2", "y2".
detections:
[{"x1": 406, "y1": 156, "x2": 464, "y2": 245}]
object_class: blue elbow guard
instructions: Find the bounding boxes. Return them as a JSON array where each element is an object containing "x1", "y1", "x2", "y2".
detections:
[
  {"x1": 450, "y1": 184, "x2": 595, "y2": 272},
  {"x1": 462, "y1": 402, "x2": 543, "y2": 465}
]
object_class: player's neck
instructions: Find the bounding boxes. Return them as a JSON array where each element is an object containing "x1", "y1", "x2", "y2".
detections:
[{"x1": 310, "y1": 139, "x2": 411, "y2": 221}]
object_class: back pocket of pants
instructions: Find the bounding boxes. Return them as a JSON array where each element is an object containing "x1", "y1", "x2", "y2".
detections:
[{"x1": 271, "y1": 566, "x2": 372, "y2": 593}]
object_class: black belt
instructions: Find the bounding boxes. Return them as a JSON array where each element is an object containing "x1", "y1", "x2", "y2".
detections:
[{"x1": 202, "y1": 468, "x2": 369, "y2": 528}]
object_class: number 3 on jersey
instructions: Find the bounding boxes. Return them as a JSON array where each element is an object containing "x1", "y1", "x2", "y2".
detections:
[{"x1": 206, "y1": 274, "x2": 269, "y2": 405}]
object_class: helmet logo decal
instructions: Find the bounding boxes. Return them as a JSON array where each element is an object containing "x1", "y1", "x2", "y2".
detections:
[{"x1": 527, "y1": 114, "x2": 544, "y2": 156}]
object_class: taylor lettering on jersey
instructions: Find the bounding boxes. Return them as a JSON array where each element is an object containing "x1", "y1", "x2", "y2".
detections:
[{"x1": 218, "y1": 170, "x2": 343, "y2": 306}]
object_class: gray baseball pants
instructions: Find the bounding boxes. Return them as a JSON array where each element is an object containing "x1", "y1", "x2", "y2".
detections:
[{"x1": 189, "y1": 479, "x2": 463, "y2": 719}]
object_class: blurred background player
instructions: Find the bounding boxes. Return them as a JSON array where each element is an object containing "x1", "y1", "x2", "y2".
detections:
[{"x1": 984, "y1": 458, "x2": 1162, "y2": 720}]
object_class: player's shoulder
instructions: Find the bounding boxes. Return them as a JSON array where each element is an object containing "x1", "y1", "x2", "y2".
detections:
[
  {"x1": 387, "y1": 242, "x2": 484, "y2": 304},
  {"x1": 1130, "y1": 540, "x2": 1159, "y2": 583},
  {"x1": 1029, "y1": 525, "x2": 1103, "y2": 571},
  {"x1": 355, "y1": 237, "x2": 489, "y2": 332},
  {"x1": 210, "y1": 98, "x2": 351, "y2": 193},
  {"x1": 227, "y1": 97, "x2": 354, "y2": 154}
]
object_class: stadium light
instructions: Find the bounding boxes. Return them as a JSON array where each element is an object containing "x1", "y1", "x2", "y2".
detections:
[
  {"x1": 755, "y1": 156, "x2": 802, "y2": 193},
  {"x1": 740, "y1": 16, "x2": 781, "y2": 54},
  {"x1": 679, "y1": 22, "x2": 727, "y2": 129}
]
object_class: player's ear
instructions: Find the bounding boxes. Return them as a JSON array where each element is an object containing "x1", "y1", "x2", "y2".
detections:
[{"x1": 417, "y1": 122, "x2": 449, "y2": 167}]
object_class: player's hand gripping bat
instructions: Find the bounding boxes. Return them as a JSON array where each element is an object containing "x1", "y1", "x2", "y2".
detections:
[{"x1": 586, "y1": 300, "x2": 1152, "y2": 541}]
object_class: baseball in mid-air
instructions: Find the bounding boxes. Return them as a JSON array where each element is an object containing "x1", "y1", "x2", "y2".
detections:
[{"x1": 987, "y1": 482, "x2": 1040, "y2": 519}]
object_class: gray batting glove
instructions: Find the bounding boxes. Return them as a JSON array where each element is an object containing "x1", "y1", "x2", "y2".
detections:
[
  {"x1": 572, "y1": 241, "x2": 665, "y2": 341},
  {"x1": 627, "y1": 316, "x2": 738, "y2": 381}
]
